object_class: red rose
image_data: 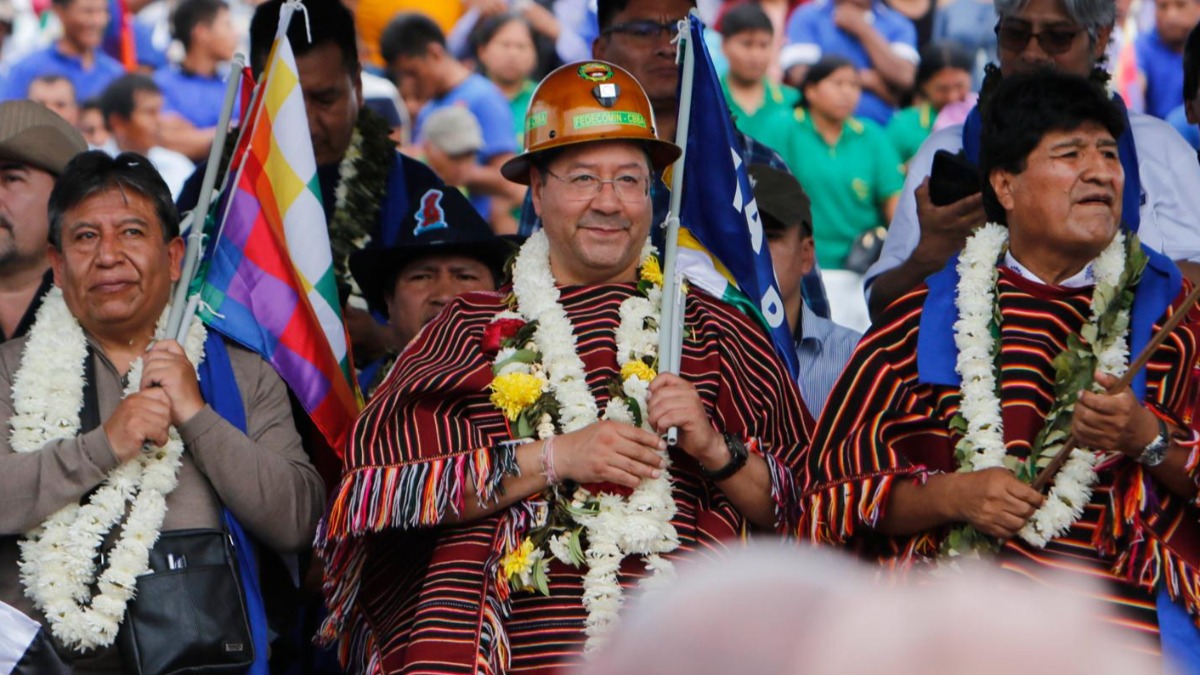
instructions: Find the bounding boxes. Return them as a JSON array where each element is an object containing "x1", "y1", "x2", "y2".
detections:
[{"x1": 482, "y1": 318, "x2": 526, "y2": 355}]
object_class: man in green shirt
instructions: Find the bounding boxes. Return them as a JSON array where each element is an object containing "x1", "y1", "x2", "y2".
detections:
[{"x1": 719, "y1": 3, "x2": 799, "y2": 152}]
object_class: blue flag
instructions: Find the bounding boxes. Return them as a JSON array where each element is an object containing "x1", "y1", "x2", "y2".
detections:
[{"x1": 675, "y1": 14, "x2": 799, "y2": 377}]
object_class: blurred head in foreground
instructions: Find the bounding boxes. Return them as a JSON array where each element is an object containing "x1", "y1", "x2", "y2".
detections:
[{"x1": 584, "y1": 546, "x2": 1162, "y2": 675}]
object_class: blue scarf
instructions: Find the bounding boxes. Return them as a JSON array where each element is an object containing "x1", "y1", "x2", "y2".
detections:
[
  {"x1": 916, "y1": 243, "x2": 1180, "y2": 397},
  {"x1": 197, "y1": 332, "x2": 269, "y2": 674},
  {"x1": 962, "y1": 95, "x2": 1142, "y2": 233}
]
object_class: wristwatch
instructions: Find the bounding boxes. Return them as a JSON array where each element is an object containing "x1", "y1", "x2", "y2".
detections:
[
  {"x1": 1137, "y1": 416, "x2": 1170, "y2": 467},
  {"x1": 701, "y1": 434, "x2": 749, "y2": 481}
]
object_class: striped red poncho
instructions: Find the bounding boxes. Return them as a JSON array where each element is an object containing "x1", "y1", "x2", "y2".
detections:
[
  {"x1": 800, "y1": 267, "x2": 1200, "y2": 655},
  {"x1": 319, "y1": 283, "x2": 812, "y2": 674}
]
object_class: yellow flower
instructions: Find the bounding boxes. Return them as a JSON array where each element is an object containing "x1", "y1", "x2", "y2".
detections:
[
  {"x1": 490, "y1": 372, "x2": 544, "y2": 420},
  {"x1": 621, "y1": 360, "x2": 656, "y2": 383},
  {"x1": 640, "y1": 255, "x2": 663, "y2": 286},
  {"x1": 500, "y1": 538, "x2": 536, "y2": 581}
]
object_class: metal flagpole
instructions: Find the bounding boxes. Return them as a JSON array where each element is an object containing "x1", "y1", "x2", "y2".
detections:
[
  {"x1": 166, "y1": 52, "x2": 246, "y2": 339},
  {"x1": 658, "y1": 10, "x2": 698, "y2": 446}
]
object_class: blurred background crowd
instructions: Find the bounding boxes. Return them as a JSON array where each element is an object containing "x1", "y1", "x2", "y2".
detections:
[{"x1": 0, "y1": 0, "x2": 1196, "y2": 329}]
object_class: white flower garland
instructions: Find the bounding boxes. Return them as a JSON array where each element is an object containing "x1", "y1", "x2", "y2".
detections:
[
  {"x1": 503, "y1": 230, "x2": 678, "y2": 654},
  {"x1": 952, "y1": 223, "x2": 1129, "y2": 549},
  {"x1": 13, "y1": 288, "x2": 207, "y2": 651}
]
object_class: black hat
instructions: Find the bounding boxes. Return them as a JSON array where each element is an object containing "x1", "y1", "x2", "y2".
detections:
[
  {"x1": 350, "y1": 186, "x2": 516, "y2": 316},
  {"x1": 748, "y1": 164, "x2": 812, "y2": 235}
]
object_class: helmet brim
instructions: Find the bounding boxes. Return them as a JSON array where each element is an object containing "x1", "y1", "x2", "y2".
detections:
[{"x1": 500, "y1": 137, "x2": 683, "y2": 185}]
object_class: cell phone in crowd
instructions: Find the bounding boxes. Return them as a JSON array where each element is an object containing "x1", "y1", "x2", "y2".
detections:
[{"x1": 928, "y1": 149, "x2": 982, "y2": 206}]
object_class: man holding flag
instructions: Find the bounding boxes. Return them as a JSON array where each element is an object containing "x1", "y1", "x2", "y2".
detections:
[
  {"x1": 316, "y1": 61, "x2": 811, "y2": 673},
  {"x1": 0, "y1": 151, "x2": 324, "y2": 672},
  {"x1": 517, "y1": 0, "x2": 832, "y2": 324}
]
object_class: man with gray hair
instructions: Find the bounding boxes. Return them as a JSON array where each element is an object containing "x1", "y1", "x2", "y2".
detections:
[
  {"x1": 865, "y1": 0, "x2": 1200, "y2": 322},
  {"x1": 0, "y1": 100, "x2": 87, "y2": 344}
]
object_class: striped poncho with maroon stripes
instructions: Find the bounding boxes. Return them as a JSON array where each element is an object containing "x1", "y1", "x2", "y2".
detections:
[
  {"x1": 800, "y1": 268, "x2": 1200, "y2": 654},
  {"x1": 319, "y1": 283, "x2": 812, "y2": 674}
]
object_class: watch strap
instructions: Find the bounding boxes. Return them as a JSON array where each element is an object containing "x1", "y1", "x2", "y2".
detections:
[{"x1": 701, "y1": 433, "x2": 749, "y2": 481}]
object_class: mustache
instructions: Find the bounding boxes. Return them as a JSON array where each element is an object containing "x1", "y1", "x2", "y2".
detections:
[{"x1": 578, "y1": 215, "x2": 632, "y2": 230}]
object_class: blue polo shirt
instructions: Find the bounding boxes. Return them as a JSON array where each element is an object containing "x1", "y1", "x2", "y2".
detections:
[
  {"x1": 782, "y1": 0, "x2": 918, "y2": 125},
  {"x1": 1136, "y1": 28, "x2": 1184, "y2": 120},
  {"x1": 154, "y1": 67, "x2": 239, "y2": 129},
  {"x1": 2, "y1": 44, "x2": 125, "y2": 102},
  {"x1": 414, "y1": 74, "x2": 515, "y2": 219}
]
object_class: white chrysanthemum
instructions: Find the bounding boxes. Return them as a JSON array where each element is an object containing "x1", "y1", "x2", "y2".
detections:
[
  {"x1": 547, "y1": 534, "x2": 574, "y2": 565},
  {"x1": 503, "y1": 232, "x2": 677, "y2": 650}
]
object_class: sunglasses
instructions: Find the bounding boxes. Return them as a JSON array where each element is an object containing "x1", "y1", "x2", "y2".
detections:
[{"x1": 994, "y1": 22, "x2": 1086, "y2": 55}]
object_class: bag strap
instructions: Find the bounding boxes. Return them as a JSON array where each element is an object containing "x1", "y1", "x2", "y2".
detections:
[
  {"x1": 198, "y1": 333, "x2": 269, "y2": 675},
  {"x1": 79, "y1": 346, "x2": 101, "y2": 435}
]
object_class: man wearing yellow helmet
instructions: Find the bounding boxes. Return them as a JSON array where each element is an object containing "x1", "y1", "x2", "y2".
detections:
[{"x1": 317, "y1": 60, "x2": 812, "y2": 673}]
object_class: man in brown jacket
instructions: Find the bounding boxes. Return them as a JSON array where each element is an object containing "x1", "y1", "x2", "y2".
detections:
[{"x1": 0, "y1": 151, "x2": 325, "y2": 672}]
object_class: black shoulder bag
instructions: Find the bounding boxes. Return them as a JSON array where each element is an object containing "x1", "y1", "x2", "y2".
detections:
[{"x1": 117, "y1": 526, "x2": 256, "y2": 674}]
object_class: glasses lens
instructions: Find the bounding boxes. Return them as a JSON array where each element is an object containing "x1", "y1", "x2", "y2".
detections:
[
  {"x1": 613, "y1": 176, "x2": 648, "y2": 201},
  {"x1": 996, "y1": 25, "x2": 1032, "y2": 51},
  {"x1": 617, "y1": 20, "x2": 673, "y2": 41},
  {"x1": 565, "y1": 174, "x2": 599, "y2": 199},
  {"x1": 1040, "y1": 29, "x2": 1080, "y2": 54}
]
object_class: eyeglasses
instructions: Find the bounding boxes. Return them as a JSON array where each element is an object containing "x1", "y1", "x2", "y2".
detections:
[
  {"x1": 995, "y1": 22, "x2": 1086, "y2": 55},
  {"x1": 600, "y1": 19, "x2": 681, "y2": 44},
  {"x1": 544, "y1": 170, "x2": 650, "y2": 202}
]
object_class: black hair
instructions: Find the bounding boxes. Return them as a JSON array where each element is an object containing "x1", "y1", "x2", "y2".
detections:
[
  {"x1": 29, "y1": 73, "x2": 75, "y2": 95},
  {"x1": 719, "y1": 3, "x2": 773, "y2": 38},
  {"x1": 797, "y1": 55, "x2": 855, "y2": 108},
  {"x1": 249, "y1": 0, "x2": 358, "y2": 78},
  {"x1": 80, "y1": 97, "x2": 102, "y2": 114},
  {"x1": 171, "y1": 0, "x2": 227, "y2": 51},
  {"x1": 596, "y1": 0, "x2": 697, "y2": 31},
  {"x1": 470, "y1": 12, "x2": 534, "y2": 57},
  {"x1": 979, "y1": 69, "x2": 1125, "y2": 225},
  {"x1": 1185, "y1": 23, "x2": 1200, "y2": 105},
  {"x1": 380, "y1": 12, "x2": 446, "y2": 65},
  {"x1": 915, "y1": 40, "x2": 973, "y2": 93},
  {"x1": 99, "y1": 74, "x2": 160, "y2": 124},
  {"x1": 48, "y1": 151, "x2": 179, "y2": 249},
  {"x1": 530, "y1": 150, "x2": 561, "y2": 186},
  {"x1": 760, "y1": 208, "x2": 813, "y2": 239}
]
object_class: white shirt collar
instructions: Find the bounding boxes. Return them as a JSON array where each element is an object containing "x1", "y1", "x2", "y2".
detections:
[{"x1": 1003, "y1": 251, "x2": 1095, "y2": 288}]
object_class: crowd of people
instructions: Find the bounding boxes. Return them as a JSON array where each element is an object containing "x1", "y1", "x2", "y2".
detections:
[
  {"x1": 2, "y1": 0, "x2": 1200, "y2": 673},
  {"x1": 1, "y1": 0, "x2": 1198, "y2": 332}
]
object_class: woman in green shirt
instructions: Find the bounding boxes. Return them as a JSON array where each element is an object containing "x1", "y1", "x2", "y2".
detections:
[
  {"x1": 884, "y1": 41, "x2": 974, "y2": 165},
  {"x1": 782, "y1": 57, "x2": 905, "y2": 330},
  {"x1": 473, "y1": 13, "x2": 539, "y2": 149}
]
